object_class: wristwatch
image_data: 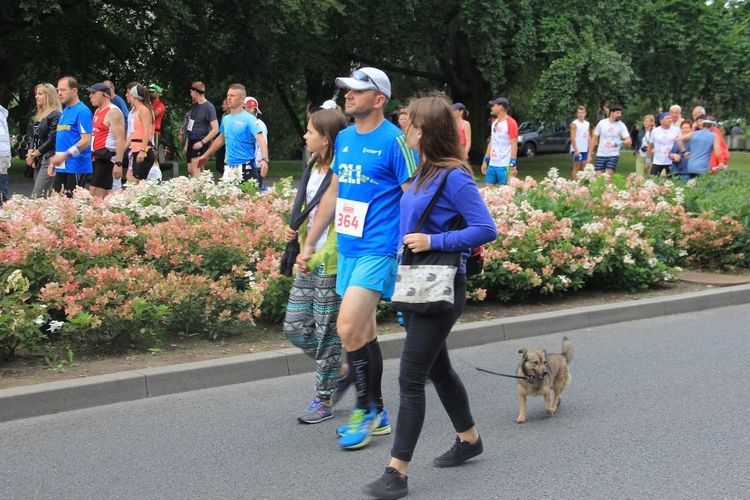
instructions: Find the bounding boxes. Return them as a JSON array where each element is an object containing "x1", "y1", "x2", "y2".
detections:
[
  {"x1": 115, "y1": 161, "x2": 123, "y2": 167},
  {"x1": 260, "y1": 157, "x2": 269, "y2": 163}
]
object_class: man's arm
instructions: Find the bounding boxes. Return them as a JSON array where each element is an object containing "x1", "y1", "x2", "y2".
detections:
[
  {"x1": 713, "y1": 134, "x2": 723, "y2": 160},
  {"x1": 589, "y1": 132, "x2": 598, "y2": 158},
  {"x1": 49, "y1": 133, "x2": 92, "y2": 167},
  {"x1": 109, "y1": 109, "x2": 126, "y2": 179},
  {"x1": 481, "y1": 140, "x2": 491, "y2": 175},
  {"x1": 255, "y1": 132, "x2": 269, "y2": 177},
  {"x1": 193, "y1": 119, "x2": 220, "y2": 150},
  {"x1": 570, "y1": 122, "x2": 578, "y2": 155},
  {"x1": 645, "y1": 142, "x2": 654, "y2": 164},
  {"x1": 206, "y1": 119, "x2": 219, "y2": 143},
  {"x1": 198, "y1": 133, "x2": 225, "y2": 159},
  {"x1": 621, "y1": 129, "x2": 632, "y2": 147}
]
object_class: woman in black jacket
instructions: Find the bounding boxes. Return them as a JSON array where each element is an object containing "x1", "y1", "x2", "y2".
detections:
[{"x1": 26, "y1": 83, "x2": 62, "y2": 197}]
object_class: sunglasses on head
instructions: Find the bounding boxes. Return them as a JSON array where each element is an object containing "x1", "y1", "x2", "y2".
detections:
[
  {"x1": 350, "y1": 70, "x2": 382, "y2": 96},
  {"x1": 190, "y1": 87, "x2": 205, "y2": 94}
]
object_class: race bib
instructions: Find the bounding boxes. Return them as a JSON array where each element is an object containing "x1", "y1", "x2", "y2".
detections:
[
  {"x1": 335, "y1": 198, "x2": 368, "y2": 238},
  {"x1": 187, "y1": 119, "x2": 195, "y2": 131}
]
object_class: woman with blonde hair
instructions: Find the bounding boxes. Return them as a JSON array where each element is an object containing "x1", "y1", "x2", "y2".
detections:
[
  {"x1": 26, "y1": 83, "x2": 62, "y2": 197},
  {"x1": 635, "y1": 114, "x2": 654, "y2": 177},
  {"x1": 363, "y1": 94, "x2": 497, "y2": 499}
]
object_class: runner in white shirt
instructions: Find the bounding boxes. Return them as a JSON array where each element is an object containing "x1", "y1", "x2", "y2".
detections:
[
  {"x1": 590, "y1": 104, "x2": 631, "y2": 181},
  {"x1": 481, "y1": 97, "x2": 518, "y2": 186},
  {"x1": 646, "y1": 112, "x2": 680, "y2": 177},
  {"x1": 569, "y1": 105, "x2": 590, "y2": 179}
]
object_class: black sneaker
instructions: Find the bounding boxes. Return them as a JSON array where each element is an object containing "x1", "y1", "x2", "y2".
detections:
[
  {"x1": 363, "y1": 467, "x2": 408, "y2": 499},
  {"x1": 330, "y1": 364, "x2": 352, "y2": 407},
  {"x1": 432, "y1": 436, "x2": 483, "y2": 468}
]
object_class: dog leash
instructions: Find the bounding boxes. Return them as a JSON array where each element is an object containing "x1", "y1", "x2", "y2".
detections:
[{"x1": 475, "y1": 366, "x2": 530, "y2": 381}]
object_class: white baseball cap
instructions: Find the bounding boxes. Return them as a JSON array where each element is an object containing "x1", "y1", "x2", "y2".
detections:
[
  {"x1": 244, "y1": 96, "x2": 262, "y2": 114},
  {"x1": 335, "y1": 67, "x2": 391, "y2": 99},
  {"x1": 320, "y1": 99, "x2": 338, "y2": 110}
]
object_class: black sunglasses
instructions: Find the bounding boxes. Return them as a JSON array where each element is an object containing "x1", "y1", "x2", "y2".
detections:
[{"x1": 351, "y1": 70, "x2": 383, "y2": 96}]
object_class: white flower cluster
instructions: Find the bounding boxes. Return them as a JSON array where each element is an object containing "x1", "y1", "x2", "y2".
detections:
[
  {"x1": 4, "y1": 269, "x2": 30, "y2": 294},
  {"x1": 48, "y1": 320, "x2": 65, "y2": 333},
  {"x1": 576, "y1": 164, "x2": 597, "y2": 182},
  {"x1": 581, "y1": 222, "x2": 604, "y2": 234}
]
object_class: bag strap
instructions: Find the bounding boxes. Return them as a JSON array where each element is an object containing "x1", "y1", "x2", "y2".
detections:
[
  {"x1": 289, "y1": 155, "x2": 333, "y2": 230},
  {"x1": 413, "y1": 167, "x2": 459, "y2": 233}
]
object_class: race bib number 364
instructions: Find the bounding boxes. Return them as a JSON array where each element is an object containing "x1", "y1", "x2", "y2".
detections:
[{"x1": 335, "y1": 198, "x2": 369, "y2": 238}]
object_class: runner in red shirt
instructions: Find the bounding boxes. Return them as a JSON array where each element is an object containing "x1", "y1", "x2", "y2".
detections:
[{"x1": 149, "y1": 84, "x2": 166, "y2": 150}]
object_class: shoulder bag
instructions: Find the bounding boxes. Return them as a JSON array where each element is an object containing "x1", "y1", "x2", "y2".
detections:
[
  {"x1": 279, "y1": 155, "x2": 332, "y2": 276},
  {"x1": 392, "y1": 168, "x2": 461, "y2": 314}
]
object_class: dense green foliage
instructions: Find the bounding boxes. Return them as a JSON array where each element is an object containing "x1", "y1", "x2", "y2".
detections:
[{"x1": 2, "y1": 0, "x2": 750, "y2": 160}]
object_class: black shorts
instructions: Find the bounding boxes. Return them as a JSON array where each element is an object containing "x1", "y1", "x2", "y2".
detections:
[
  {"x1": 241, "y1": 162, "x2": 261, "y2": 183},
  {"x1": 650, "y1": 163, "x2": 670, "y2": 176},
  {"x1": 131, "y1": 149, "x2": 156, "y2": 180},
  {"x1": 90, "y1": 158, "x2": 114, "y2": 189},
  {"x1": 186, "y1": 138, "x2": 209, "y2": 162},
  {"x1": 52, "y1": 172, "x2": 88, "y2": 197}
]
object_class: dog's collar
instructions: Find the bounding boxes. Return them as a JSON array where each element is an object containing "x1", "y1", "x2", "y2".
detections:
[{"x1": 519, "y1": 362, "x2": 535, "y2": 381}]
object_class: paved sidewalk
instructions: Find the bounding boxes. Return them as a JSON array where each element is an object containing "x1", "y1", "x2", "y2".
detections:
[{"x1": 2, "y1": 284, "x2": 749, "y2": 423}]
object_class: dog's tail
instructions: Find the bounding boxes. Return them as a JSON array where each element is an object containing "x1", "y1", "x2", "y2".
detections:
[{"x1": 561, "y1": 336, "x2": 574, "y2": 364}]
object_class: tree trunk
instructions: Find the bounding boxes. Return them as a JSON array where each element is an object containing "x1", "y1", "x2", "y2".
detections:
[{"x1": 442, "y1": 13, "x2": 492, "y2": 164}]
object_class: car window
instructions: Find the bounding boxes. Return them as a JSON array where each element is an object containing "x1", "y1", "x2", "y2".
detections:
[{"x1": 519, "y1": 121, "x2": 536, "y2": 133}]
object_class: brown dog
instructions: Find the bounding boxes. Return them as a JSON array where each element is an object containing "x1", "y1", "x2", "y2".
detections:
[{"x1": 516, "y1": 336, "x2": 573, "y2": 423}]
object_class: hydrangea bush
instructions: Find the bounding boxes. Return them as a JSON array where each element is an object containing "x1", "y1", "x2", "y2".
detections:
[
  {"x1": 0, "y1": 174, "x2": 292, "y2": 356},
  {"x1": 471, "y1": 167, "x2": 747, "y2": 301},
  {"x1": 0, "y1": 167, "x2": 747, "y2": 359}
]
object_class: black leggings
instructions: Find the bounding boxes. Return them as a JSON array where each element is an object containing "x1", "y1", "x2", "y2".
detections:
[{"x1": 391, "y1": 275, "x2": 475, "y2": 462}]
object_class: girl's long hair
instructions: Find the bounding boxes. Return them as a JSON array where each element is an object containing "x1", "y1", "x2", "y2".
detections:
[
  {"x1": 309, "y1": 109, "x2": 348, "y2": 169},
  {"x1": 34, "y1": 83, "x2": 62, "y2": 121},
  {"x1": 408, "y1": 93, "x2": 472, "y2": 193}
]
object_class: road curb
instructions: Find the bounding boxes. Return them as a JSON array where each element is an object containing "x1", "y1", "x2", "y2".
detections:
[{"x1": 2, "y1": 284, "x2": 749, "y2": 423}]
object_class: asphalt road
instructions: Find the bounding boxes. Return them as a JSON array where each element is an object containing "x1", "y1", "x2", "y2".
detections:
[{"x1": 2, "y1": 304, "x2": 748, "y2": 500}]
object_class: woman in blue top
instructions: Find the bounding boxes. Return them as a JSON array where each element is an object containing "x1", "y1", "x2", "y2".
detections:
[{"x1": 364, "y1": 95, "x2": 497, "y2": 499}]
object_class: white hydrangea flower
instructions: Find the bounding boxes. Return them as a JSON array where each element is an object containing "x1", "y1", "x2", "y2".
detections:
[{"x1": 48, "y1": 320, "x2": 65, "y2": 333}]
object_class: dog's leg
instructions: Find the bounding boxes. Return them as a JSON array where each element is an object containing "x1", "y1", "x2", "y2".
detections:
[
  {"x1": 516, "y1": 394, "x2": 527, "y2": 423},
  {"x1": 544, "y1": 391, "x2": 555, "y2": 415},
  {"x1": 551, "y1": 391, "x2": 561, "y2": 413}
]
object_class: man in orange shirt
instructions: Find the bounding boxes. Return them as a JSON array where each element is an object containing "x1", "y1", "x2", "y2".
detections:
[
  {"x1": 704, "y1": 117, "x2": 729, "y2": 172},
  {"x1": 149, "y1": 84, "x2": 166, "y2": 150}
]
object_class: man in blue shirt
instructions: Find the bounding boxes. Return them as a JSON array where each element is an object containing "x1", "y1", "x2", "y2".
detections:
[
  {"x1": 48, "y1": 76, "x2": 93, "y2": 196},
  {"x1": 676, "y1": 115, "x2": 722, "y2": 178},
  {"x1": 196, "y1": 84, "x2": 268, "y2": 183},
  {"x1": 298, "y1": 67, "x2": 418, "y2": 450},
  {"x1": 104, "y1": 80, "x2": 130, "y2": 121}
]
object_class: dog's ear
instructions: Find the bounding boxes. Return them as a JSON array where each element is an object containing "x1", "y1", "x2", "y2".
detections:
[
  {"x1": 538, "y1": 348, "x2": 547, "y2": 355},
  {"x1": 519, "y1": 348, "x2": 528, "y2": 355}
]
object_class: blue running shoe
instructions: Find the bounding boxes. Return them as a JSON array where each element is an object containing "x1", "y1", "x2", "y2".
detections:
[
  {"x1": 338, "y1": 408, "x2": 391, "y2": 436},
  {"x1": 338, "y1": 407, "x2": 381, "y2": 449}
]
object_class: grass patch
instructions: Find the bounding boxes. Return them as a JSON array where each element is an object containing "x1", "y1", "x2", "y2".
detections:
[{"x1": 7, "y1": 151, "x2": 750, "y2": 184}]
